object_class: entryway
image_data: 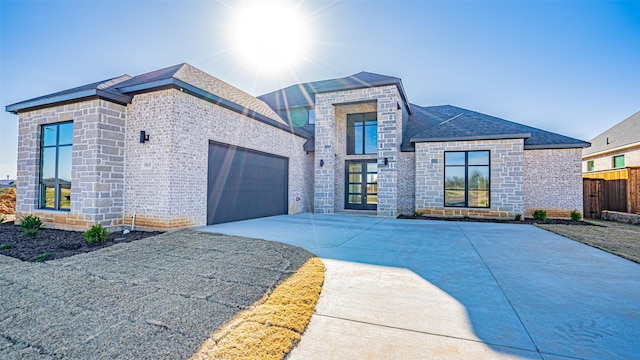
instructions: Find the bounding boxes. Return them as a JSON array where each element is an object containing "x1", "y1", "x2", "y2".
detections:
[{"x1": 345, "y1": 160, "x2": 377, "y2": 211}]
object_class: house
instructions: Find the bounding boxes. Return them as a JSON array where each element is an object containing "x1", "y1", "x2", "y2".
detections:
[
  {"x1": 6, "y1": 63, "x2": 589, "y2": 230},
  {"x1": 0, "y1": 179, "x2": 16, "y2": 189},
  {"x1": 582, "y1": 111, "x2": 640, "y2": 177}
]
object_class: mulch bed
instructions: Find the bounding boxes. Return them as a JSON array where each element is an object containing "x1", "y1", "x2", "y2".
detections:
[
  {"x1": 397, "y1": 214, "x2": 595, "y2": 226},
  {"x1": 0, "y1": 221, "x2": 162, "y2": 262}
]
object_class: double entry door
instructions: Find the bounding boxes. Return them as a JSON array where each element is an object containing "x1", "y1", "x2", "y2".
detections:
[{"x1": 345, "y1": 160, "x2": 378, "y2": 210}]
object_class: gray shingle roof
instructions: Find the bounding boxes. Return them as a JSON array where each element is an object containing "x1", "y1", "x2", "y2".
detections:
[
  {"x1": 583, "y1": 111, "x2": 640, "y2": 156},
  {"x1": 115, "y1": 64, "x2": 288, "y2": 126},
  {"x1": 403, "y1": 105, "x2": 590, "y2": 150},
  {"x1": 6, "y1": 75, "x2": 132, "y2": 113},
  {"x1": 258, "y1": 71, "x2": 411, "y2": 113}
]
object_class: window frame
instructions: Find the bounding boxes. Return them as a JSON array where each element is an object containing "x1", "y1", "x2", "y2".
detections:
[
  {"x1": 587, "y1": 160, "x2": 594, "y2": 172},
  {"x1": 613, "y1": 155, "x2": 625, "y2": 169},
  {"x1": 346, "y1": 112, "x2": 377, "y2": 155},
  {"x1": 39, "y1": 121, "x2": 73, "y2": 211},
  {"x1": 308, "y1": 108, "x2": 316, "y2": 125},
  {"x1": 444, "y1": 150, "x2": 491, "y2": 208}
]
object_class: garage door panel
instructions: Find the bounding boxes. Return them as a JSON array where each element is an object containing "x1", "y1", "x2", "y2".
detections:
[{"x1": 207, "y1": 142, "x2": 288, "y2": 225}]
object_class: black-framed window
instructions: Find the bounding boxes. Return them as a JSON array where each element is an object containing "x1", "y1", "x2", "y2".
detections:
[
  {"x1": 613, "y1": 155, "x2": 625, "y2": 168},
  {"x1": 347, "y1": 112, "x2": 377, "y2": 155},
  {"x1": 444, "y1": 150, "x2": 490, "y2": 208},
  {"x1": 40, "y1": 122, "x2": 73, "y2": 210}
]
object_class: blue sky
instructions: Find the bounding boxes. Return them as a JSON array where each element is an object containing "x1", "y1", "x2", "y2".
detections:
[{"x1": 1, "y1": 0, "x2": 639, "y2": 179}]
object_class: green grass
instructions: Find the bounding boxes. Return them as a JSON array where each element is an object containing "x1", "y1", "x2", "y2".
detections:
[{"x1": 33, "y1": 252, "x2": 54, "y2": 262}]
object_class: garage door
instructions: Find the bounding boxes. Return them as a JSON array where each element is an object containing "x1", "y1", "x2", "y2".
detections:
[{"x1": 207, "y1": 141, "x2": 288, "y2": 225}]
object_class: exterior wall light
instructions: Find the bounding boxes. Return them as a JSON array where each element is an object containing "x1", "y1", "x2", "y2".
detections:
[
  {"x1": 320, "y1": 159, "x2": 324, "y2": 167},
  {"x1": 140, "y1": 131, "x2": 150, "y2": 143},
  {"x1": 384, "y1": 157, "x2": 389, "y2": 166}
]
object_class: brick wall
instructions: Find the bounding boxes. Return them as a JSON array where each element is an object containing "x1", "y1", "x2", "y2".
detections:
[
  {"x1": 524, "y1": 148, "x2": 583, "y2": 218},
  {"x1": 15, "y1": 99, "x2": 127, "y2": 230},
  {"x1": 124, "y1": 89, "x2": 312, "y2": 230},
  {"x1": 415, "y1": 139, "x2": 525, "y2": 218},
  {"x1": 314, "y1": 85, "x2": 402, "y2": 216}
]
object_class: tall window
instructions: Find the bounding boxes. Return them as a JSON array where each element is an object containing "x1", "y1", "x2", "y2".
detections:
[
  {"x1": 40, "y1": 122, "x2": 73, "y2": 210},
  {"x1": 444, "y1": 151, "x2": 490, "y2": 208},
  {"x1": 613, "y1": 155, "x2": 625, "y2": 168},
  {"x1": 587, "y1": 160, "x2": 594, "y2": 172},
  {"x1": 347, "y1": 112, "x2": 377, "y2": 155}
]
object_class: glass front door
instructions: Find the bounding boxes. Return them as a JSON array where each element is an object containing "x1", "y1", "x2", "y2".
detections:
[{"x1": 345, "y1": 160, "x2": 377, "y2": 210}]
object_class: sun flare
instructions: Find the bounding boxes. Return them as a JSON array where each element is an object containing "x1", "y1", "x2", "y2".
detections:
[{"x1": 228, "y1": 0, "x2": 311, "y2": 74}]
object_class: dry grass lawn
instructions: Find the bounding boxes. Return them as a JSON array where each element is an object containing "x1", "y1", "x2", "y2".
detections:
[
  {"x1": 537, "y1": 219, "x2": 640, "y2": 264},
  {"x1": 191, "y1": 257, "x2": 325, "y2": 360}
]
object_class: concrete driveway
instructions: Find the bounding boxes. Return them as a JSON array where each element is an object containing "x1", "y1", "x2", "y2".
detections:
[{"x1": 200, "y1": 213, "x2": 640, "y2": 360}]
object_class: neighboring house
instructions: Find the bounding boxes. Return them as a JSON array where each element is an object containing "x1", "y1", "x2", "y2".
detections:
[
  {"x1": 582, "y1": 111, "x2": 640, "y2": 177},
  {"x1": 6, "y1": 63, "x2": 589, "y2": 230},
  {"x1": 0, "y1": 180, "x2": 16, "y2": 189}
]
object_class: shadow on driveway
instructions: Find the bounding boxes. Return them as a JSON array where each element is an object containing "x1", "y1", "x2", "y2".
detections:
[{"x1": 201, "y1": 213, "x2": 640, "y2": 360}]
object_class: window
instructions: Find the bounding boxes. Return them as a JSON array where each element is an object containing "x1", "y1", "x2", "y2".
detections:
[
  {"x1": 40, "y1": 122, "x2": 73, "y2": 210},
  {"x1": 347, "y1": 112, "x2": 377, "y2": 155},
  {"x1": 587, "y1": 160, "x2": 594, "y2": 172},
  {"x1": 444, "y1": 151, "x2": 490, "y2": 208},
  {"x1": 308, "y1": 108, "x2": 315, "y2": 125},
  {"x1": 613, "y1": 155, "x2": 625, "y2": 168}
]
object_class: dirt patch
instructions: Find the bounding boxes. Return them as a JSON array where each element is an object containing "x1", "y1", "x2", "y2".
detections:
[
  {"x1": 398, "y1": 214, "x2": 593, "y2": 226},
  {"x1": 0, "y1": 221, "x2": 162, "y2": 261},
  {"x1": 0, "y1": 188, "x2": 16, "y2": 215},
  {"x1": 537, "y1": 220, "x2": 640, "y2": 264}
]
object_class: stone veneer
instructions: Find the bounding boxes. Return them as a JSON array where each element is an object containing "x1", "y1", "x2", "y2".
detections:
[
  {"x1": 15, "y1": 99, "x2": 127, "y2": 229},
  {"x1": 124, "y1": 89, "x2": 312, "y2": 230},
  {"x1": 415, "y1": 139, "x2": 525, "y2": 218},
  {"x1": 314, "y1": 85, "x2": 403, "y2": 217},
  {"x1": 524, "y1": 148, "x2": 583, "y2": 218}
]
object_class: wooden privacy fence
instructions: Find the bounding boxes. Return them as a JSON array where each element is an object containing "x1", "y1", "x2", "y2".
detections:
[{"x1": 583, "y1": 167, "x2": 640, "y2": 219}]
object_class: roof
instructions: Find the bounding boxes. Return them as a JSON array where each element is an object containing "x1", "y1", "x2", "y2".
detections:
[
  {"x1": 583, "y1": 111, "x2": 640, "y2": 156},
  {"x1": 6, "y1": 64, "x2": 310, "y2": 138},
  {"x1": 258, "y1": 71, "x2": 411, "y2": 114},
  {"x1": 6, "y1": 75, "x2": 133, "y2": 113},
  {"x1": 403, "y1": 105, "x2": 590, "y2": 151},
  {"x1": 114, "y1": 64, "x2": 288, "y2": 127}
]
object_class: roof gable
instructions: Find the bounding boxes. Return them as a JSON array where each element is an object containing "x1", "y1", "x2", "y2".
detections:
[{"x1": 583, "y1": 111, "x2": 640, "y2": 156}]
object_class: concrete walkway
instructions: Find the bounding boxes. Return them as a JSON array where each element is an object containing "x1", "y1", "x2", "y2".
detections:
[{"x1": 201, "y1": 213, "x2": 640, "y2": 360}]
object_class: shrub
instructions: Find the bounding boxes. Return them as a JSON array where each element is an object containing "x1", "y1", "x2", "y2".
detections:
[
  {"x1": 0, "y1": 244, "x2": 14, "y2": 250},
  {"x1": 84, "y1": 224, "x2": 109, "y2": 244},
  {"x1": 514, "y1": 214, "x2": 522, "y2": 221},
  {"x1": 33, "y1": 252, "x2": 54, "y2": 262},
  {"x1": 20, "y1": 214, "x2": 42, "y2": 237},
  {"x1": 570, "y1": 210, "x2": 582, "y2": 222},
  {"x1": 0, "y1": 216, "x2": 4, "y2": 224},
  {"x1": 533, "y1": 210, "x2": 547, "y2": 221}
]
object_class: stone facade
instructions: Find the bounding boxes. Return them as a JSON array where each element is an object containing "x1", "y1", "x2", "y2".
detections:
[
  {"x1": 314, "y1": 85, "x2": 403, "y2": 217},
  {"x1": 524, "y1": 148, "x2": 583, "y2": 218},
  {"x1": 415, "y1": 139, "x2": 525, "y2": 218},
  {"x1": 15, "y1": 99, "x2": 127, "y2": 230},
  {"x1": 124, "y1": 89, "x2": 312, "y2": 230}
]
